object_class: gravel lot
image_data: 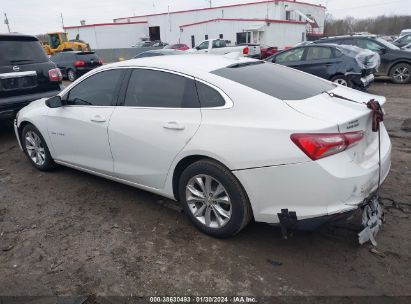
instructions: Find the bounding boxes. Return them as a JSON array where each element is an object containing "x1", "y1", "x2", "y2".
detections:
[{"x1": 0, "y1": 81, "x2": 410, "y2": 297}]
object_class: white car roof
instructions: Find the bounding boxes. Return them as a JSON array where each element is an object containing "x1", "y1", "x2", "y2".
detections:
[{"x1": 105, "y1": 54, "x2": 257, "y2": 77}]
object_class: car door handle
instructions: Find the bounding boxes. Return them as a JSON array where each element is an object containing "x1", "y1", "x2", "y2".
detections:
[
  {"x1": 90, "y1": 115, "x2": 106, "y2": 123},
  {"x1": 163, "y1": 121, "x2": 185, "y2": 130}
]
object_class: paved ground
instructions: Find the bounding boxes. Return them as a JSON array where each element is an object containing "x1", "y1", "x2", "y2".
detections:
[{"x1": 0, "y1": 81, "x2": 410, "y2": 297}]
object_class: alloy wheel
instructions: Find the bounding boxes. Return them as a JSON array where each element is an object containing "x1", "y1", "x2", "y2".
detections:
[
  {"x1": 25, "y1": 131, "x2": 46, "y2": 166},
  {"x1": 185, "y1": 174, "x2": 232, "y2": 228},
  {"x1": 393, "y1": 66, "x2": 410, "y2": 83},
  {"x1": 333, "y1": 78, "x2": 348, "y2": 86}
]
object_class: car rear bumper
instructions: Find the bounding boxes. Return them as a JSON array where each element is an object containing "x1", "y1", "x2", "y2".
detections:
[
  {"x1": 0, "y1": 89, "x2": 61, "y2": 119},
  {"x1": 349, "y1": 73, "x2": 374, "y2": 90},
  {"x1": 233, "y1": 128, "x2": 391, "y2": 226}
]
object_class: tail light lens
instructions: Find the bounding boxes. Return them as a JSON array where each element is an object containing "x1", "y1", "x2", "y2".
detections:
[
  {"x1": 48, "y1": 68, "x2": 62, "y2": 82},
  {"x1": 98, "y1": 59, "x2": 103, "y2": 65},
  {"x1": 74, "y1": 60, "x2": 85, "y2": 67},
  {"x1": 291, "y1": 131, "x2": 364, "y2": 160},
  {"x1": 243, "y1": 47, "x2": 249, "y2": 55}
]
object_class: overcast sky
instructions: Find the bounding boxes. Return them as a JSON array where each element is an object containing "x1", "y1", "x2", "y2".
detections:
[{"x1": 1, "y1": 0, "x2": 410, "y2": 34}]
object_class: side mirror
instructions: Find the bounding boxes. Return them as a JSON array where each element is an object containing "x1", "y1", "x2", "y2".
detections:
[
  {"x1": 378, "y1": 48, "x2": 386, "y2": 55},
  {"x1": 195, "y1": 46, "x2": 200, "y2": 50},
  {"x1": 46, "y1": 95, "x2": 63, "y2": 108}
]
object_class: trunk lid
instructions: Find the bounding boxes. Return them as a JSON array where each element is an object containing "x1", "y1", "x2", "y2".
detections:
[{"x1": 285, "y1": 85, "x2": 386, "y2": 166}]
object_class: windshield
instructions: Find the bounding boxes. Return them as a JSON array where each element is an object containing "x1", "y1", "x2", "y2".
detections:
[
  {"x1": 212, "y1": 61, "x2": 335, "y2": 100},
  {"x1": 0, "y1": 38, "x2": 49, "y2": 65},
  {"x1": 375, "y1": 37, "x2": 399, "y2": 50}
]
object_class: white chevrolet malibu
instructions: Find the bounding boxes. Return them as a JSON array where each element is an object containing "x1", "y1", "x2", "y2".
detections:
[{"x1": 14, "y1": 54, "x2": 391, "y2": 238}]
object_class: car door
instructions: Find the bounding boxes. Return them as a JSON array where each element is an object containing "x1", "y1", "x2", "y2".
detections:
[
  {"x1": 298, "y1": 46, "x2": 336, "y2": 79},
  {"x1": 47, "y1": 68, "x2": 125, "y2": 174},
  {"x1": 108, "y1": 68, "x2": 202, "y2": 189},
  {"x1": 271, "y1": 47, "x2": 305, "y2": 70},
  {"x1": 356, "y1": 38, "x2": 389, "y2": 75}
]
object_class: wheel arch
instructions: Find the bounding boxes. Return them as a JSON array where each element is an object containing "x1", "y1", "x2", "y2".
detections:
[
  {"x1": 388, "y1": 60, "x2": 411, "y2": 75},
  {"x1": 171, "y1": 154, "x2": 245, "y2": 202}
]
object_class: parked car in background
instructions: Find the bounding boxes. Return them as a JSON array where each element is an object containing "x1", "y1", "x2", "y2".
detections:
[
  {"x1": 393, "y1": 33, "x2": 411, "y2": 48},
  {"x1": 189, "y1": 39, "x2": 261, "y2": 58},
  {"x1": 259, "y1": 45, "x2": 278, "y2": 59},
  {"x1": 314, "y1": 35, "x2": 411, "y2": 84},
  {"x1": 134, "y1": 49, "x2": 184, "y2": 58},
  {"x1": 399, "y1": 29, "x2": 411, "y2": 38},
  {"x1": 0, "y1": 33, "x2": 62, "y2": 120},
  {"x1": 14, "y1": 55, "x2": 390, "y2": 242},
  {"x1": 266, "y1": 44, "x2": 379, "y2": 90},
  {"x1": 402, "y1": 43, "x2": 411, "y2": 51},
  {"x1": 152, "y1": 41, "x2": 168, "y2": 47},
  {"x1": 50, "y1": 51, "x2": 103, "y2": 82},
  {"x1": 132, "y1": 41, "x2": 155, "y2": 48},
  {"x1": 164, "y1": 43, "x2": 190, "y2": 51}
]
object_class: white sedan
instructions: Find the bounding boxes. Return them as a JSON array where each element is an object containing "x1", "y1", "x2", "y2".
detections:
[{"x1": 14, "y1": 54, "x2": 391, "y2": 238}]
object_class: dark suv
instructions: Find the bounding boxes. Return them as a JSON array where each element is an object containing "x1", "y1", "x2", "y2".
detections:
[
  {"x1": 50, "y1": 51, "x2": 103, "y2": 82},
  {"x1": 314, "y1": 35, "x2": 411, "y2": 84},
  {"x1": 0, "y1": 33, "x2": 62, "y2": 120}
]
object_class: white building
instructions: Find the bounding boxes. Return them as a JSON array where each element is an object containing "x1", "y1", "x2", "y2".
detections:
[{"x1": 65, "y1": 0, "x2": 325, "y2": 49}]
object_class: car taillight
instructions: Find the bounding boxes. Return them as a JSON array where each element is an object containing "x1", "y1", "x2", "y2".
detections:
[
  {"x1": 48, "y1": 68, "x2": 62, "y2": 82},
  {"x1": 290, "y1": 131, "x2": 364, "y2": 160},
  {"x1": 98, "y1": 59, "x2": 103, "y2": 65},
  {"x1": 243, "y1": 47, "x2": 249, "y2": 55},
  {"x1": 74, "y1": 60, "x2": 85, "y2": 67}
]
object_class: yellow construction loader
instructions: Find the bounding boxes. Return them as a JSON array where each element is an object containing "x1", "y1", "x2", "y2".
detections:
[{"x1": 42, "y1": 32, "x2": 90, "y2": 55}]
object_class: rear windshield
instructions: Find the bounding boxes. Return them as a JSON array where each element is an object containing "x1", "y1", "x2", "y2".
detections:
[
  {"x1": 76, "y1": 53, "x2": 99, "y2": 60},
  {"x1": 212, "y1": 62, "x2": 335, "y2": 100},
  {"x1": 0, "y1": 38, "x2": 49, "y2": 66}
]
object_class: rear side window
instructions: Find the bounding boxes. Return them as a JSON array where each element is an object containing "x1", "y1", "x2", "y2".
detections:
[
  {"x1": 212, "y1": 62, "x2": 335, "y2": 100},
  {"x1": 65, "y1": 69, "x2": 123, "y2": 106},
  {"x1": 305, "y1": 47, "x2": 332, "y2": 60},
  {"x1": 212, "y1": 40, "x2": 227, "y2": 48},
  {"x1": 124, "y1": 69, "x2": 200, "y2": 108},
  {"x1": 196, "y1": 81, "x2": 225, "y2": 107},
  {"x1": 0, "y1": 37, "x2": 48, "y2": 65}
]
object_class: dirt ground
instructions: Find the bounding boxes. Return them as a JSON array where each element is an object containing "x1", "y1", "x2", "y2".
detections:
[{"x1": 0, "y1": 81, "x2": 410, "y2": 297}]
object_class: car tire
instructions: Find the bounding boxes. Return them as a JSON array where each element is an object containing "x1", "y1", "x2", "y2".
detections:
[
  {"x1": 389, "y1": 63, "x2": 411, "y2": 84},
  {"x1": 21, "y1": 124, "x2": 56, "y2": 171},
  {"x1": 330, "y1": 75, "x2": 352, "y2": 87},
  {"x1": 67, "y1": 69, "x2": 77, "y2": 82},
  {"x1": 178, "y1": 160, "x2": 252, "y2": 238}
]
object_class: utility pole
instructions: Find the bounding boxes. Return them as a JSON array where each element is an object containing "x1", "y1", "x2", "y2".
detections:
[
  {"x1": 4, "y1": 13, "x2": 10, "y2": 33},
  {"x1": 60, "y1": 13, "x2": 65, "y2": 30},
  {"x1": 205, "y1": 0, "x2": 212, "y2": 8}
]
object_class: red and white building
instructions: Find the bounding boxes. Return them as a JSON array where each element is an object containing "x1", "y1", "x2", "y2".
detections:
[{"x1": 65, "y1": 0, "x2": 325, "y2": 49}]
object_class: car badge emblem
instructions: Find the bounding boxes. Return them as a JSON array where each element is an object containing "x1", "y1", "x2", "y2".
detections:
[{"x1": 13, "y1": 66, "x2": 20, "y2": 72}]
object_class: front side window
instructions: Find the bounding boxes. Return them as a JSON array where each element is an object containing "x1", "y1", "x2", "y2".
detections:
[
  {"x1": 197, "y1": 41, "x2": 209, "y2": 50},
  {"x1": 124, "y1": 69, "x2": 200, "y2": 108},
  {"x1": 196, "y1": 81, "x2": 225, "y2": 107},
  {"x1": 275, "y1": 48, "x2": 304, "y2": 63},
  {"x1": 305, "y1": 47, "x2": 333, "y2": 60},
  {"x1": 356, "y1": 39, "x2": 385, "y2": 52},
  {"x1": 65, "y1": 69, "x2": 123, "y2": 106}
]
